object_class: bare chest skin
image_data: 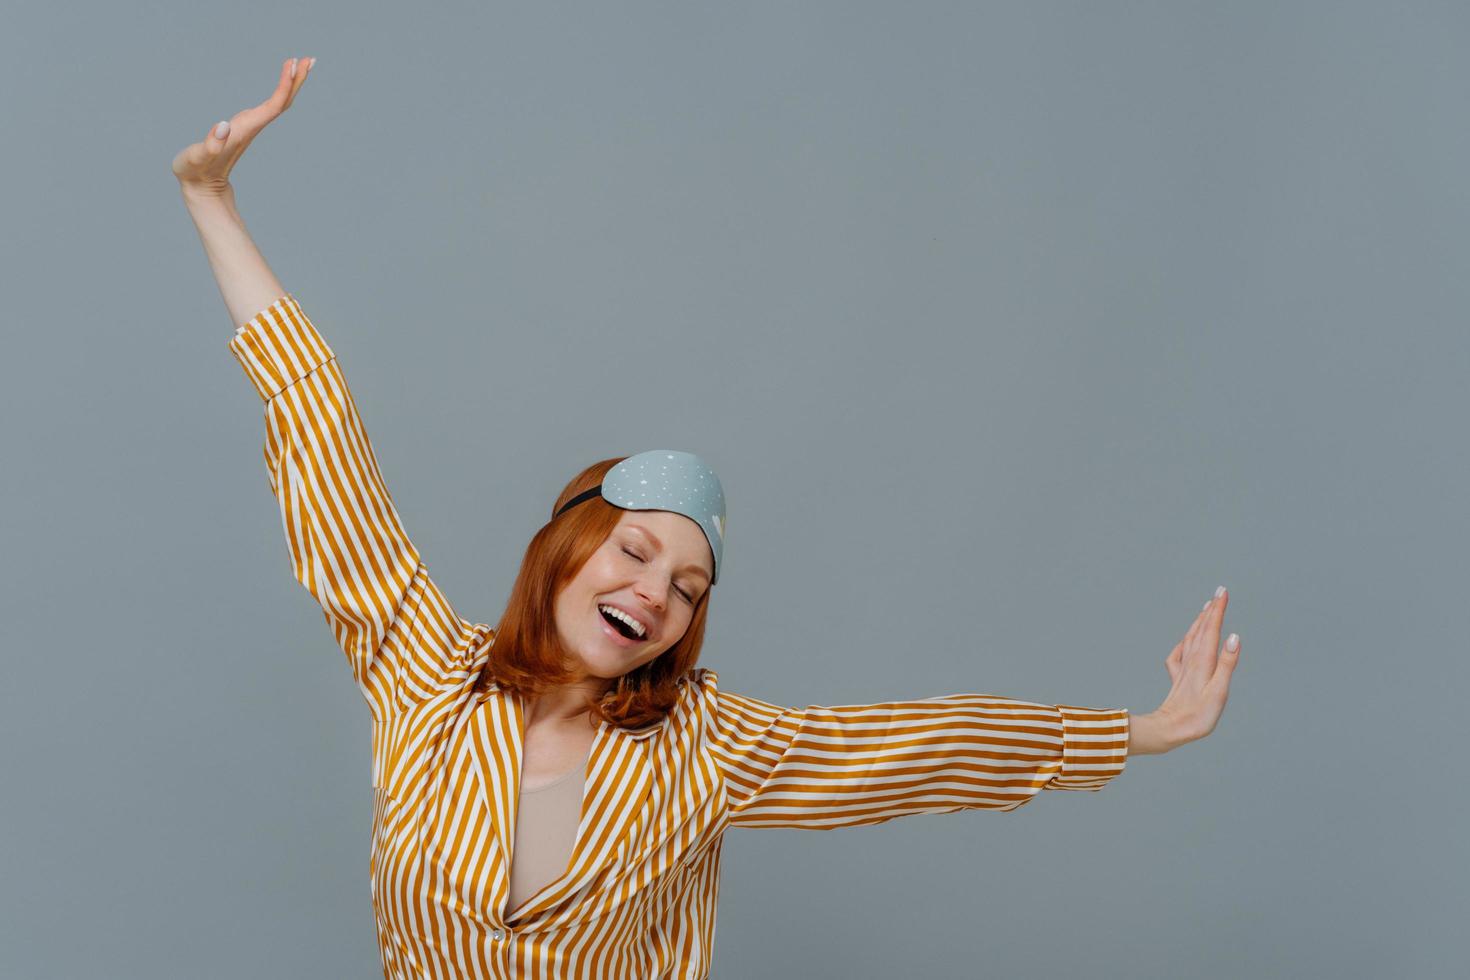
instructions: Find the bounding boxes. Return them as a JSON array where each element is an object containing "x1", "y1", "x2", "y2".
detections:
[{"x1": 520, "y1": 715, "x2": 596, "y2": 792}]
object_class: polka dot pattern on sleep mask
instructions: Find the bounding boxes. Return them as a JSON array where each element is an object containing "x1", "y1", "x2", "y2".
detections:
[{"x1": 555, "y1": 450, "x2": 726, "y2": 585}]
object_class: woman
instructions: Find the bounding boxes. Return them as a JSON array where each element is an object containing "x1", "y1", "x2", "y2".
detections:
[{"x1": 173, "y1": 58, "x2": 1242, "y2": 979}]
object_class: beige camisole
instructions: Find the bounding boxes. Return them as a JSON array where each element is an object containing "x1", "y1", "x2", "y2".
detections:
[{"x1": 507, "y1": 762, "x2": 587, "y2": 911}]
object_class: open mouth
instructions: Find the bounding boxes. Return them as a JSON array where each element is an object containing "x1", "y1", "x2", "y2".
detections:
[{"x1": 599, "y1": 605, "x2": 644, "y2": 642}]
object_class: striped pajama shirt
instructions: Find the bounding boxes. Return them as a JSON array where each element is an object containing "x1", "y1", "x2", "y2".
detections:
[{"x1": 227, "y1": 294, "x2": 1130, "y2": 979}]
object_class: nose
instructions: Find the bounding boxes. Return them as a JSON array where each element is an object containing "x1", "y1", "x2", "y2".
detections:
[{"x1": 633, "y1": 574, "x2": 668, "y2": 613}]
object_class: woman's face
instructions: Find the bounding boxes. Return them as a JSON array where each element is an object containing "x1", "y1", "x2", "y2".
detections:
[{"x1": 553, "y1": 509, "x2": 715, "y2": 683}]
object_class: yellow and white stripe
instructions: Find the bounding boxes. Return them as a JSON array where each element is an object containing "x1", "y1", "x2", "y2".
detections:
[{"x1": 229, "y1": 294, "x2": 1131, "y2": 979}]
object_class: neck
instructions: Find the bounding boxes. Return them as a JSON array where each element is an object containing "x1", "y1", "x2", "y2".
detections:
[{"x1": 526, "y1": 677, "x2": 608, "y2": 728}]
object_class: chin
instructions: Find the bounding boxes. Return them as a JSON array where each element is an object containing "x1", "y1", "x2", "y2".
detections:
[
  {"x1": 576, "y1": 660, "x2": 625, "y2": 681},
  {"x1": 578, "y1": 640, "x2": 670, "y2": 682},
  {"x1": 566, "y1": 646, "x2": 640, "y2": 681}
]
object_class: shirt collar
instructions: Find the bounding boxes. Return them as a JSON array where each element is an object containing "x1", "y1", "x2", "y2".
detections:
[{"x1": 476, "y1": 680, "x2": 669, "y2": 740}]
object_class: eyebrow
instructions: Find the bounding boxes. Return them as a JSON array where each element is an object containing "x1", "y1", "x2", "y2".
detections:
[{"x1": 626, "y1": 524, "x2": 712, "y2": 583}]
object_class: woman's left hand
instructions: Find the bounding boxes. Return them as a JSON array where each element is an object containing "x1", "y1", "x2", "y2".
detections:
[{"x1": 1152, "y1": 587, "x2": 1242, "y2": 748}]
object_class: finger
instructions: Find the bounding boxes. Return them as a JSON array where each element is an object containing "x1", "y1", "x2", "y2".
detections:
[
  {"x1": 260, "y1": 58, "x2": 296, "y2": 113},
  {"x1": 243, "y1": 58, "x2": 301, "y2": 122},
  {"x1": 218, "y1": 58, "x2": 309, "y2": 168},
  {"x1": 1189, "y1": 587, "x2": 1228, "y2": 652},
  {"x1": 1184, "y1": 594, "x2": 1213, "y2": 649},
  {"x1": 280, "y1": 55, "x2": 315, "y2": 111},
  {"x1": 281, "y1": 57, "x2": 302, "y2": 107},
  {"x1": 1181, "y1": 591, "x2": 1222, "y2": 684},
  {"x1": 1205, "y1": 632, "x2": 1241, "y2": 697},
  {"x1": 1195, "y1": 587, "x2": 1228, "y2": 656},
  {"x1": 1165, "y1": 643, "x2": 1183, "y2": 685}
]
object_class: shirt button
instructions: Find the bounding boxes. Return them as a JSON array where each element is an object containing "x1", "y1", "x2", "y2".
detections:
[{"x1": 491, "y1": 928, "x2": 505, "y2": 941}]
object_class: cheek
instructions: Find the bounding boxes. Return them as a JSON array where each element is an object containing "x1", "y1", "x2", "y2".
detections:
[{"x1": 667, "y1": 608, "x2": 696, "y2": 643}]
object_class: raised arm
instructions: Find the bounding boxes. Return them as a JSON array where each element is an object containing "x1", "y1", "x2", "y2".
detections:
[
  {"x1": 176, "y1": 59, "x2": 487, "y2": 719},
  {"x1": 696, "y1": 669, "x2": 1130, "y2": 830},
  {"x1": 226, "y1": 296, "x2": 486, "y2": 718},
  {"x1": 174, "y1": 57, "x2": 315, "y2": 327}
]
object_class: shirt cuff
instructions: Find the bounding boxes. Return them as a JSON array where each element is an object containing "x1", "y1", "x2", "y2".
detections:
[
  {"x1": 227, "y1": 293, "x2": 336, "y2": 403},
  {"x1": 1049, "y1": 704, "x2": 1130, "y2": 790}
]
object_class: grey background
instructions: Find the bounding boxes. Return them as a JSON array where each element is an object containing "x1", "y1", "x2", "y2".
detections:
[{"x1": 1, "y1": 1, "x2": 1465, "y2": 977}]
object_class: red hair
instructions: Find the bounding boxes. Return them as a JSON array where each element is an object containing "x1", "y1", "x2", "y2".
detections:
[{"x1": 472, "y1": 456, "x2": 712, "y2": 730}]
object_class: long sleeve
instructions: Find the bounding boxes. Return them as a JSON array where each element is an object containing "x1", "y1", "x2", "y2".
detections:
[
  {"x1": 704, "y1": 673, "x2": 1129, "y2": 830},
  {"x1": 227, "y1": 294, "x2": 483, "y2": 720}
]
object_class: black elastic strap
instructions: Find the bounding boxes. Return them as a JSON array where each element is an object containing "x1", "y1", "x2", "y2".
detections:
[{"x1": 555, "y1": 484, "x2": 603, "y2": 518}]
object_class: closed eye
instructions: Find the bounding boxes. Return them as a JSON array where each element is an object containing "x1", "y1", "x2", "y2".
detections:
[{"x1": 622, "y1": 547, "x2": 693, "y2": 603}]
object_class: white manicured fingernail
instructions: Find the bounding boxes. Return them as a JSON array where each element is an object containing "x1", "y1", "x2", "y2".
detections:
[
  {"x1": 290, "y1": 57, "x2": 298, "y2": 78},
  {"x1": 1225, "y1": 633, "x2": 1239, "y2": 652},
  {"x1": 214, "y1": 120, "x2": 229, "y2": 138},
  {"x1": 1214, "y1": 585, "x2": 1226, "y2": 598}
]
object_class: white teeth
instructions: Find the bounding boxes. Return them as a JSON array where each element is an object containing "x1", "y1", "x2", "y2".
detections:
[{"x1": 598, "y1": 604, "x2": 646, "y2": 638}]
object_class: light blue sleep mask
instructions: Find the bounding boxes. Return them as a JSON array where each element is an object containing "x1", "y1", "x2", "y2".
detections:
[{"x1": 554, "y1": 450, "x2": 726, "y2": 585}]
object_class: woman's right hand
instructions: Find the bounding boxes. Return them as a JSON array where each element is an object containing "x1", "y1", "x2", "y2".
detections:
[{"x1": 172, "y1": 56, "x2": 316, "y2": 200}]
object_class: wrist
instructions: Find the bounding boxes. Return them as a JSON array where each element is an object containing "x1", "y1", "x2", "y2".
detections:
[
  {"x1": 179, "y1": 181, "x2": 238, "y2": 215},
  {"x1": 1127, "y1": 710, "x2": 1183, "y2": 757}
]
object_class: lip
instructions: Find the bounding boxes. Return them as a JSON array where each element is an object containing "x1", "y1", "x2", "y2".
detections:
[
  {"x1": 602, "y1": 602, "x2": 661, "y2": 640},
  {"x1": 597, "y1": 604, "x2": 647, "y2": 648}
]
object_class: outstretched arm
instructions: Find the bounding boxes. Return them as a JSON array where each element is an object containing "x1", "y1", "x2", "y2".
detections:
[
  {"x1": 698, "y1": 670, "x2": 1131, "y2": 830},
  {"x1": 701, "y1": 586, "x2": 1243, "y2": 829}
]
